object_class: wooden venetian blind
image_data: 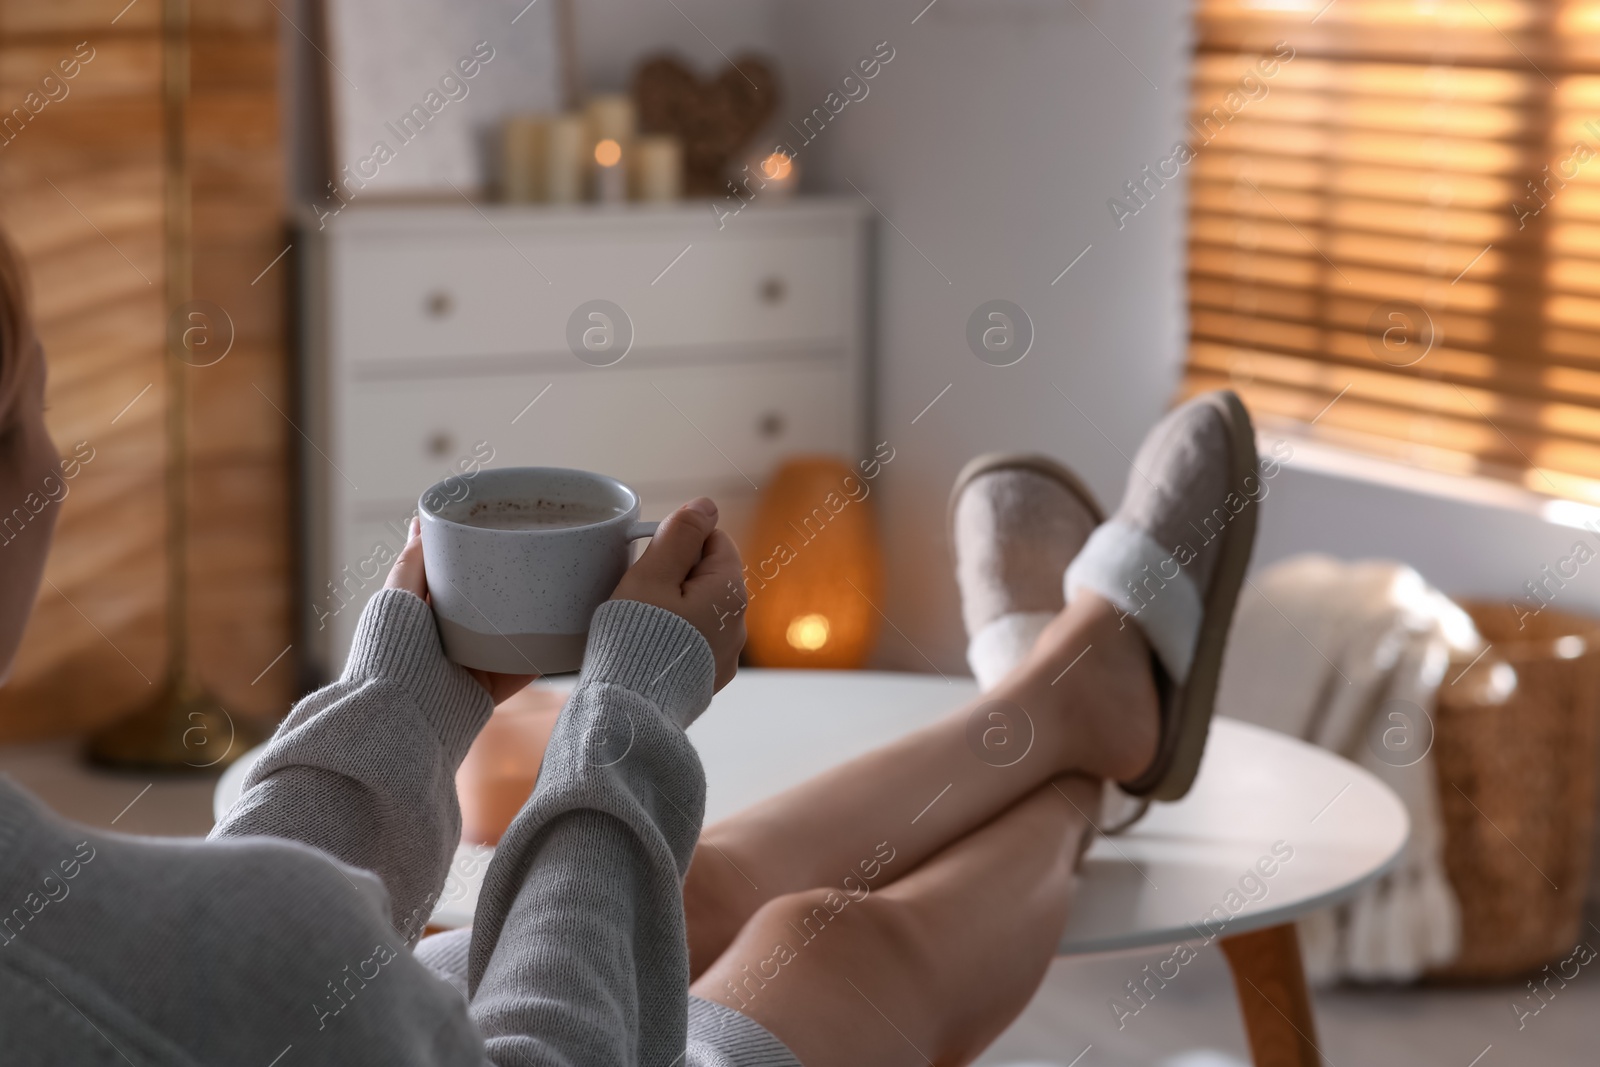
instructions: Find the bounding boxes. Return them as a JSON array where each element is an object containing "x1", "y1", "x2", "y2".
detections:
[
  {"x1": 1183, "y1": 0, "x2": 1600, "y2": 503},
  {"x1": 0, "y1": 0, "x2": 291, "y2": 741}
]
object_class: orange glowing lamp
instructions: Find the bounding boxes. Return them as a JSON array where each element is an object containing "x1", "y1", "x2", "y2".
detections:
[{"x1": 742, "y1": 457, "x2": 882, "y2": 669}]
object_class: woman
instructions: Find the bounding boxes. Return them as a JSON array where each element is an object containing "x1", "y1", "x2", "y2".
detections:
[{"x1": 0, "y1": 230, "x2": 1256, "y2": 1066}]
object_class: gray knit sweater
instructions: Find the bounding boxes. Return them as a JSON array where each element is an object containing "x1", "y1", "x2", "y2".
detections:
[{"x1": 0, "y1": 589, "x2": 798, "y2": 1066}]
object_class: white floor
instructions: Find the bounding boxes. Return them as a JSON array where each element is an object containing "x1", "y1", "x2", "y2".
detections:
[
  {"x1": 7, "y1": 739, "x2": 1594, "y2": 1066},
  {"x1": 976, "y1": 941, "x2": 1596, "y2": 1067},
  {"x1": 0, "y1": 738, "x2": 218, "y2": 837}
]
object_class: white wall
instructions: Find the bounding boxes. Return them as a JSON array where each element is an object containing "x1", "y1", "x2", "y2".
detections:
[
  {"x1": 772, "y1": 0, "x2": 1194, "y2": 670},
  {"x1": 1258, "y1": 464, "x2": 1600, "y2": 624},
  {"x1": 284, "y1": 1, "x2": 1196, "y2": 670},
  {"x1": 571, "y1": 0, "x2": 778, "y2": 93},
  {"x1": 281, "y1": 0, "x2": 779, "y2": 199}
]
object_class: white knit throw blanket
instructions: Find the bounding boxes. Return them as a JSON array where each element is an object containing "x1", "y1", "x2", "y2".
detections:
[{"x1": 1214, "y1": 554, "x2": 1479, "y2": 983}]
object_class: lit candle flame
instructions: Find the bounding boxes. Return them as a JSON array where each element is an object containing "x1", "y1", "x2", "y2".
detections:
[
  {"x1": 761, "y1": 152, "x2": 793, "y2": 181},
  {"x1": 786, "y1": 613, "x2": 830, "y2": 651}
]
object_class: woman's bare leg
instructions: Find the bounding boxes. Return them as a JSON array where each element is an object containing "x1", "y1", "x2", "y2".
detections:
[
  {"x1": 687, "y1": 591, "x2": 1157, "y2": 973},
  {"x1": 691, "y1": 775, "x2": 1098, "y2": 1067}
]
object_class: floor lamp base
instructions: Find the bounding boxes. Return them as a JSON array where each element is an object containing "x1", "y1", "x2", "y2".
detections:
[{"x1": 84, "y1": 681, "x2": 271, "y2": 773}]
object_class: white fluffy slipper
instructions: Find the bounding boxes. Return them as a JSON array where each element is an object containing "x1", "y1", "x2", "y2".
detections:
[{"x1": 948, "y1": 453, "x2": 1103, "y2": 691}]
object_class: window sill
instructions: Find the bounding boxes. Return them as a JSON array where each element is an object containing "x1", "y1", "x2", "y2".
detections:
[{"x1": 1267, "y1": 432, "x2": 1600, "y2": 533}]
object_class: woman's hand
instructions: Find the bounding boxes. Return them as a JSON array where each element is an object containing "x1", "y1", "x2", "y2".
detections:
[
  {"x1": 610, "y1": 497, "x2": 746, "y2": 691},
  {"x1": 384, "y1": 517, "x2": 538, "y2": 705}
]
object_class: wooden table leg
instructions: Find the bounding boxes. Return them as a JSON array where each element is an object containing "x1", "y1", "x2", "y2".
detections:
[{"x1": 1219, "y1": 923, "x2": 1323, "y2": 1067}]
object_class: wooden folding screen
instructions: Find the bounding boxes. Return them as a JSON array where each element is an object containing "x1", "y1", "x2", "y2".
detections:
[{"x1": 0, "y1": 0, "x2": 291, "y2": 739}]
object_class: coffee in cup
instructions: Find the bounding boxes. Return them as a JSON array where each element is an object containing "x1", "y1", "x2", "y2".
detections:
[{"x1": 457, "y1": 498, "x2": 625, "y2": 531}]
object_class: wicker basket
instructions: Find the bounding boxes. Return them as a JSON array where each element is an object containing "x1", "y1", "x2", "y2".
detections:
[{"x1": 1428, "y1": 601, "x2": 1600, "y2": 980}]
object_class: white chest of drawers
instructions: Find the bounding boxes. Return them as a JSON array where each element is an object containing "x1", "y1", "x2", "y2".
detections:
[{"x1": 299, "y1": 199, "x2": 871, "y2": 679}]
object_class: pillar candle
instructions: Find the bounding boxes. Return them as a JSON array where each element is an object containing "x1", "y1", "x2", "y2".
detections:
[
  {"x1": 544, "y1": 114, "x2": 585, "y2": 204},
  {"x1": 632, "y1": 135, "x2": 683, "y2": 202},
  {"x1": 500, "y1": 115, "x2": 547, "y2": 202}
]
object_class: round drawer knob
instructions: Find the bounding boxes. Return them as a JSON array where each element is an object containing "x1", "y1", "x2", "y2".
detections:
[
  {"x1": 425, "y1": 431, "x2": 455, "y2": 459},
  {"x1": 758, "y1": 411, "x2": 785, "y2": 439},
  {"x1": 759, "y1": 276, "x2": 787, "y2": 305},
  {"x1": 425, "y1": 290, "x2": 454, "y2": 318}
]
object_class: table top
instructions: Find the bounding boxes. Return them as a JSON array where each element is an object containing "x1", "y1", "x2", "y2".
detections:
[{"x1": 217, "y1": 669, "x2": 1408, "y2": 955}]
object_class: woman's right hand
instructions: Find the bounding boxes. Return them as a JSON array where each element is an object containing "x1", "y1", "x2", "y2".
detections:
[{"x1": 609, "y1": 497, "x2": 747, "y2": 691}]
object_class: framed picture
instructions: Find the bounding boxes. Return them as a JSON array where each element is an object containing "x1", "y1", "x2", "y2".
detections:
[{"x1": 322, "y1": 0, "x2": 566, "y2": 195}]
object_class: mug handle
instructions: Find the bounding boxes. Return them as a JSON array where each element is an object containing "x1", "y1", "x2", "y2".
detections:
[{"x1": 626, "y1": 521, "x2": 659, "y2": 541}]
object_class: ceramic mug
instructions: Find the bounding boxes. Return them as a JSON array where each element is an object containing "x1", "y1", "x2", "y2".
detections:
[{"x1": 418, "y1": 467, "x2": 658, "y2": 674}]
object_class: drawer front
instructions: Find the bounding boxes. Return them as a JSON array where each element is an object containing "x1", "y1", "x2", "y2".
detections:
[
  {"x1": 336, "y1": 360, "x2": 855, "y2": 506},
  {"x1": 333, "y1": 229, "x2": 855, "y2": 364}
]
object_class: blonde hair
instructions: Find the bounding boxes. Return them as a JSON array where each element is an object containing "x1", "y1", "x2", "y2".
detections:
[{"x1": 0, "y1": 228, "x2": 38, "y2": 428}]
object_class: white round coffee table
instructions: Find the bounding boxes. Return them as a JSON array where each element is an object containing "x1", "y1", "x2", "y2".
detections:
[{"x1": 218, "y1": 669, "x2": 1406, "y2": 1067}]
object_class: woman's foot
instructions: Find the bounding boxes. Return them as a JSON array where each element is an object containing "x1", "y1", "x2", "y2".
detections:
[
  {"x1": 949, "y1": 454, "x2": 1102, "y2": 690},
  {"x1": 994, "y1": 592, "x2": 1161, "y2": 785}
]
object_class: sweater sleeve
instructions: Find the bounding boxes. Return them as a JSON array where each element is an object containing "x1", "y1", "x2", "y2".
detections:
[
  {"x1": 211, "y1": 587, "x2": 494, "y2": 942},
  {"x1": 466, "y1": 598, "x2": 716, "y2": 1067}
]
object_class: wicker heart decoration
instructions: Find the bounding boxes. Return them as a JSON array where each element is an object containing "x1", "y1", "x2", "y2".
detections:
[{"x1": 632, "y1": 54, "x2": 779, "y2": 196}]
